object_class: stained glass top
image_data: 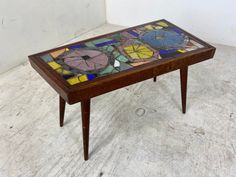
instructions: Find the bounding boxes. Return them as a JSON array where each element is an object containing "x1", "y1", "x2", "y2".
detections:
[{"x1": 39, "y1": 20, "x2": 205, "y2": 85}]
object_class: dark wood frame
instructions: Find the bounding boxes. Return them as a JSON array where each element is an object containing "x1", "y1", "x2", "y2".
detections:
[{"x1": 29, "y1": 19, "x2": 216, "y2": 160}]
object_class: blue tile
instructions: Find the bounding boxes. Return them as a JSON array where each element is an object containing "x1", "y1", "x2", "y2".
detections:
[
  {"x1": 87, "y1": 74, "x2": 96, "y2": 80},
  {"x1": 170, "y1": 27, "x2": 183, "y2": 34},
  {"x1": 62, "y1": 74, "x2": 74, "y2": 80},
  {"x1": 68, "y1": 44, "x2": 84, "y2": 49},
  {"x1": 95, "y1": 40, "x2": 118, "y2": 47},
  {"x1": 127, "y1": 30, "x2": 139, "y2": 37},
  {"x1": 159, "y1": 49, "x2": 180, "y2": 58}
]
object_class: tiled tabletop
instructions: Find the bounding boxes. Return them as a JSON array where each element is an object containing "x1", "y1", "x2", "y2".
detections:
[{"x1": 39, "y1": 20, "x2": 205, "y2": 86}]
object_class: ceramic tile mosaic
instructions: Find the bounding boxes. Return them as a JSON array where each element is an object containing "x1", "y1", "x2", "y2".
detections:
[{"x1": 40, "y1": 21, "x2": 204, "y2": 85}]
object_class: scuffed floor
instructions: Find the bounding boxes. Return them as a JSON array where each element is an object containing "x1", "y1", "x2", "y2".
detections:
[{"x1": 0, "y1": 24, "x2": 236, "y2": 177}]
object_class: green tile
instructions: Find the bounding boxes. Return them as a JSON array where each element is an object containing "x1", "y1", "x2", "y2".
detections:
[{"x1": 41, "y1": 54, "x2": 53, "y2": 62}]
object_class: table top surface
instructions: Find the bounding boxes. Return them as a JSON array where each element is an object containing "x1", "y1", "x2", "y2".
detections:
[
  {"x1": 31, "y1": 20, "x2": 207, "y2": 85},
  {"x1": 29, "y1": 19, "x2": 215, "y2": 103}
]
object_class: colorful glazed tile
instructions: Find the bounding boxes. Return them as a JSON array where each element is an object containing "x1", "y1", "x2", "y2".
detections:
[
  {"x1": 95, "y1": 39, "x2": 118, "y2": 47},
  {"x1": 145, "y1": 24, "x2": 163, "y2": 30},
  {"x1": 48, "y1": 61, "x2": 61, "y2": 70},
  {"x1": 87, "y1": 74, "x2": 96, "y2": 80},
  {"x1": 114, "y1": 60, "x2": 120, "y2": 67},
  {"x1": 113, "y1": 52, "x2": 129, "y2": 63},
  {"x1": 159, "y1": 49, "x2": 180, "y2": 58},
  {"x1": 79, "y1": 75, "x2": 88, "y2": 82},
  {"x1": 63, "y1": 74, "x2": 74, "y2": 80},
  {"x1": 93, "y1": 38, "x2": 111, "y2": 44},
  {"x1": 119, "y1": 62, "x2": 132, "y2": 71},
  {"x1": 41, "y1": 54, "x2": 53, "y2": 62},
  {"x1": 141, "y1": 29, "x2": 186, "y2": 50},
  {"x1": 99, "y1": 65, "x2": 118, "y2": 76},
  {"x1": 56, "y1": 68, "x2": 72, "y2": 75},
  {"x1": 103, "y1": 45, "x2": 115, "y2": 52},
  {"x1": 50, "y1": 49, "x2": 66, "y2": 58},
  {"x1": 68, "y1": 44, "x2": 84, "y2": 49},
  {"x1": 67, "y1": 76, "x2": 80, "y2": 85},
  {"x1": 145, "y1": 25, "x2": 155, "y2": 30},
  {"x1": 124, "y1": 45, "x2": 154, "y2": 59},
  {"x1": 157, "y1": 21, "x2": 168, "y2": 27},
  {"x1": 63, "y1": 49, "x2": 109, "y2": 72},
  {"x1": 127, "y1": 30, "x2": 139, "y2": 37},
  {"x1": 178, "y1": 49, "x2": 186, "y2": 53},
  {"x1": 117, "y1": 55, "x2": 129, "y2": 63},
  {"x1": 155, "y1": 26, "x2": 163, "y2": 29},
  {"x1": 85, "y1": 42, "x2": 96, "y2": 48},
  {"x1": 130, "y1": 61, "x2": 150, "y2": 66},
  {"x1": 170, "y1": 27, "x2": 183, "y2": 34}
]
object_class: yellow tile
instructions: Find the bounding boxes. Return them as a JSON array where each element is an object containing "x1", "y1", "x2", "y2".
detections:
[
  {"x1": 138, "y1": 48, "x2": 153, "y2": 52},
  {"x1": 124, "y1": 46, "x2": 133, "y2": 51},
  {"x1": 178, "y1": 49, "x2": 186, "y2": 53},
  {"x1": 138, "y1": 52, "x2": 153, "y2": 59},
  {"x1": 136, "y1": 45, "x2": 146, "y2": 50},
  {"x1": 155, "y1": 26, "x2": 163, "y2": 29},
  {"x1": 141, "y1": 51, "x2": 154, "y2": 55},
  {"x1": 48, "y1": 61, "x2": 61, "y2": 70},
  {"x1": 145, "y1": 25, "x2": 154, "y2": 30},
  {"x1": 128, "y1": 53, "x2": 140, "y2": 59},
  {"x1": 67, "y1": 77, "x2": 80, "y2": 85},
  {"x1": 56, "y1": 68, "x2": 72, "y2": 75},
  {"x1": 157, "y1": 21, "x2": 168, "y2": 27},
  {"x1": 79, "y1": 75, "x2": 88, "y2": 82},
  {"x1": 137, "y1": 53, "x2": 149, "y2": 59}
]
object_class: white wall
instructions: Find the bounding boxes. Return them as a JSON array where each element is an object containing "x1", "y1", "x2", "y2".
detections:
[
  {"x1": 0, "y1": 0, "x2": 106, "y2": 74},
  {"x1": 106, "y1": 0, "x2": 236, "y2": 47}
]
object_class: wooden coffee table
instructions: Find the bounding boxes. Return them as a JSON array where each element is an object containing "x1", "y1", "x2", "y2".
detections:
[{"x1": 29, "y1": 19, "x2": 216, "y2": 160}]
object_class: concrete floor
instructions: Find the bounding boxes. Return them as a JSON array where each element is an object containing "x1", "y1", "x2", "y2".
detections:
[{"x1": 0, "y1": 24, "x2": 236, "y2": 177}]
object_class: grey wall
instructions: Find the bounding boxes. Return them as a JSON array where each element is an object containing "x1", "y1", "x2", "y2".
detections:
[{"x1": 0, "y1": 0, "x2": 106, "y2": 74}]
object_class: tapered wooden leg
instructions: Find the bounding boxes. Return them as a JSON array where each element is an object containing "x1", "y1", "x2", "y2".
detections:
[
  {"x1": 153, "y1": 76, "x2": 157, "y2": 82},
  {"x1": 180, "y1": 66, "x2": 188, "y2": 114},
  {"x1": 59, "y1": 96, "x2": 66, "y2": 127},
  {"x1": 81, "y1": 99, "x2": 90, "y2": 161}
]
